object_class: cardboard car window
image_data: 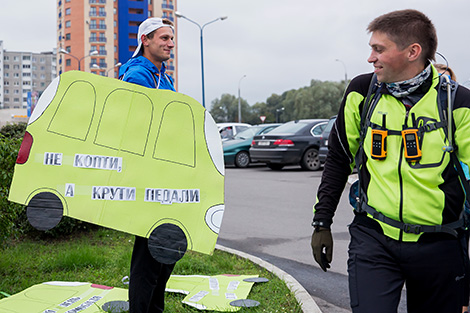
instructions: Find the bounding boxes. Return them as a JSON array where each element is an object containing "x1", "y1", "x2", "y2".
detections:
[{"x1": 8, "y1": 71, "x2": 225, "y2": 263}]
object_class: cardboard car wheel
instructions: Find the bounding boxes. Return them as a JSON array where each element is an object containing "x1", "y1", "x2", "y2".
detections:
[
  {"x1": 148, "y1": 223, "x2": 188, "y2": 264},
  {"x1": 26, "y1": 192, "x2": 63, "y2": 231},
  {"x1": 102, "y1": 300, "x2": 129, "y2": 312}
]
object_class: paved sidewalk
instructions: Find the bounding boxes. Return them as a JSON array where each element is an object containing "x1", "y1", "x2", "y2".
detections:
[{"x1": 216, "y1": 244, "x2": 322, "y2": 313}]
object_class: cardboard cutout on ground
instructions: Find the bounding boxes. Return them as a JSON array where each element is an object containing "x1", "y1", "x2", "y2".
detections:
[
  {"x1": 8, "y1": 71, "x2": 225, "y2": 263},
  {"x1": 0, "y1": 282, "x2": 128, "y2": 313},
  {"x1": 166, "y1": 274, "x2": 265, "y2": 311}
]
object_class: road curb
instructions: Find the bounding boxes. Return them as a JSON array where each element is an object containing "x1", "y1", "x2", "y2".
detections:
[{"x1": 216, "y1": 244, "x2": 322, "y2": 313}]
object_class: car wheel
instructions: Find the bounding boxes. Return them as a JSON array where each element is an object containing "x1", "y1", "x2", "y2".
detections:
[
  {"x1": 27, "y1": 192, "x2": 63, "y2": 231},
  {"x1": 148, "y1": 223, "x2": 188, "y2": 264},
  {"x1": 234, "y1": 151, "x2": 250, "y2": 168},
  {"x1": 267, "y1": 163, "x2": 284, "y2": 170},
  {"x1": 301, "y1": 148, "x2": 321, "y2": 171}
]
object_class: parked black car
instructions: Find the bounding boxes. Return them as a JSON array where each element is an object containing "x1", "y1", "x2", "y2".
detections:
[
  {"x1": 319, "y1": 115, "x2": 337, "y2": 165},
  {"x1": 249, "y1": 119, "x2": 328, "y2": 171}
]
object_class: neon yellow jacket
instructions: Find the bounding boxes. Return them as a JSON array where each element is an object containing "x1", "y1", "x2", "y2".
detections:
[{"x1": 314, "y1": 65, "x2": 470, "y2": 241}]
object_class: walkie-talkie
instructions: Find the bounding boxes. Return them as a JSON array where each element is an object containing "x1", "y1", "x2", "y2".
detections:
[
  {"x1": 402, "y1": 113, "x2": 422, "y2": 162},
  {"x1": 371, "y1": 114, "x2": 387, "y2": 160}
]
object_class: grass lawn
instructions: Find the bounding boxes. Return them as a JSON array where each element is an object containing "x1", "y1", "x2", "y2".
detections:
[{"x1": 0, "y1": 228, "x2": 302, "y2": 312}]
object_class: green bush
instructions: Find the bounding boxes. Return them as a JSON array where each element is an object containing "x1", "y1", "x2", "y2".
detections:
[{"x1": 0, "y1": 123, "x2": 94, "y2": 246}]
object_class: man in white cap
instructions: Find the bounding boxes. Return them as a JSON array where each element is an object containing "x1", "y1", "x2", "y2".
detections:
[
  {"x1": 119, "y1": 17, "x2": 176, "y2": 313},
  {"x1": 119, "y1": 17, "x2": 175, "y2": 90}
]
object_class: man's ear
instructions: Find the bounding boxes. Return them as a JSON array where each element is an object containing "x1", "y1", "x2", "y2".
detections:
[
  {"x1": 408, "y1": 43, "x2": 422, "y2": 62},
  {"x1": 141, "y1": 34, "x2": 148, "y2": 47}
]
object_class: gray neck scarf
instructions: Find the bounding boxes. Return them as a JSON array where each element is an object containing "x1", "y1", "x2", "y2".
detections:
[{"x1": 385, "y1": 64, "x2": 432, "y2": 98}]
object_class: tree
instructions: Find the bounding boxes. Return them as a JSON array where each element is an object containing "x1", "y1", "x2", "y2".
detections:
[
  {"x1": 208, "y1": 79, "x2": 346, "y2": 124},
  {"x1": 209, "y1": 94, "x2": 253, "y2": 123}
]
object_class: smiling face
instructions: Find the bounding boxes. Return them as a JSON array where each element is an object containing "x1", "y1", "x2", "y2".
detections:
[
  {"x1": 367, "y1": 31, "x2": 414, "y2": 83},
  {"x1": 142, "y1": 26, "x2": 175, "y2": 69}
]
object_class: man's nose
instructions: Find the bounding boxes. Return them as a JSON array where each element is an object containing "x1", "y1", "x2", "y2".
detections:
[{"x1": 367, "y1": 52, "x2": 376, "y2": 64}]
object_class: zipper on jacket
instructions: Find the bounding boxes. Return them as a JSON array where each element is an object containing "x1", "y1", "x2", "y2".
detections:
[{"x1": 398, "y1": 110, "x2": 410, "y2": 241}]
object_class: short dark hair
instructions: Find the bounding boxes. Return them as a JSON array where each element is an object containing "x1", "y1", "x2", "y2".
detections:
[{"x1": 367, "y1": 9, "x2": 437, "y2": 62}]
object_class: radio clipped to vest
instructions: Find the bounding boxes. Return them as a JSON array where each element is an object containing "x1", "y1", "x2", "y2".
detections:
[
  {"x1": 402, "y1": 113, "x2": 422, "y2": 162},
  {"x1": 371, "y1": 114, "x2": 387, "y2": 160}
]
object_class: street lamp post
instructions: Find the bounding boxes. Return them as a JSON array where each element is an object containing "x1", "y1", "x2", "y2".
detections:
[
  {"x1": 335, "y1": 59, "x2": 348, "y2": 91},
  {"x1": 107, "y1": 62, "x2": 122, "y2": 77},
  {"x1": 238, "y1": 75, "x2": 246, "y2": 123},
  {"x1": 59, "y1": 49, "x2": 99, "y2": 71},
  {"x1": 175, "y1": 11, "x2": 228, "y2": 108},
  {"x1": 276, "y1": 107, "x2": 285, "y2": 123}
]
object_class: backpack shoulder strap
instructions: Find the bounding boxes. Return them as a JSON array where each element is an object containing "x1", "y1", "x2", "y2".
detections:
[
  {"x1": 359, "y1": 74, "x2": 379, "y2": 141},
  {"x1": 437, "y1": 75, "x2": 470, "y2": 211}
]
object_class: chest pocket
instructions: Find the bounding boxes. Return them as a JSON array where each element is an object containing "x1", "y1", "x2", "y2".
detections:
[{"x1": 408, "y1": 116, "x2": 448, "y2": 169}]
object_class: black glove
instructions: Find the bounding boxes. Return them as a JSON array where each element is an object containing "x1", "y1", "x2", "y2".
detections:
[{"x1": 311, "y1": 227, "x2": 333, "y2": 272}]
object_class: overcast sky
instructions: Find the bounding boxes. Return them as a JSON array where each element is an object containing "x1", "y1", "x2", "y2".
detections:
[{"x1": 2, "y1": 0, "x2": 470, "y2": 109}]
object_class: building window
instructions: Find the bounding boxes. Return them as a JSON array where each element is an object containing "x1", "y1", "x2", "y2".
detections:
[
  {"x1": 4, "y1": 56, "x2": 9, "y2": 61},
  {"x1": 66, "y1": 59, "x2": 71, "y2": 66},
  {"x1": 66, "y1": 46, "x2": 71, "y2": 53},
  {"x1": 14, "y1": 73, "x2": 19, "y2": 78},
  {"x1": 90, "y1": 7, "x2": 96, "y2": 16},
  {"x1": 65, "y1": 33, "x2": 71, "y2": 40},
  {"x1": 23, "y1": 64, "x2": 31, "y2": 69},
  {"x1": 13, "y1": 64, "x2": 20, "y2": 69},
  {"x1": 4, "y1": 89, "x2": 9, "y2": 94},
  {"x1": 22, "y1": 73, "x2": 31, "y2": 77},
  {"x1": 65, "y1": 8, "x2": 71, "y2": 15},
  {"x1": 65, "y1": 20, "x2": 71, "y2": 28},
  {"x1": 22, "y1": 55, "x2": 31, "y2": 61}
]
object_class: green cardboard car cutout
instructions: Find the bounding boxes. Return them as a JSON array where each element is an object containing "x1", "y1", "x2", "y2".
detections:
[
  {"x1": 166, "y1": 274, "x2": 264, "y2": 311},
  {"x1": 8, "y1": 71, "x2": 225, "y2": 264},
  {"x1": 0, "y1": 281, "x2": 128, "y2": 313}
]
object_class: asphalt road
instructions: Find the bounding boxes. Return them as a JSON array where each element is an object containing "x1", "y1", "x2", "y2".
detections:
[{"x1": 217, "y1": 165, "x2": 407, "y2": 313}]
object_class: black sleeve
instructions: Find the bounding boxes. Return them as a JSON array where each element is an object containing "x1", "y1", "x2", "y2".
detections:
[{"x1": 312, "y1": 73, "x2": 373, "y2": 226}]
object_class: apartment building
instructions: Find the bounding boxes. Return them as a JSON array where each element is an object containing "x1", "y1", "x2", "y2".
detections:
[
  {"x1": 1, "y1": 41, "x2": 57, "y2": 109},
  {"x1": 57, "y1": 0, "x2": 177, "y2": 88}
]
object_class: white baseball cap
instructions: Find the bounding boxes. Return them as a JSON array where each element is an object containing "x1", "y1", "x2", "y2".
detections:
[{"x1": 132, "y1": 17, "x2": 174, "y2": 58}]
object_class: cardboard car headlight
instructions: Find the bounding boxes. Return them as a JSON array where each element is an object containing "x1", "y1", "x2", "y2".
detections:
[{"x1": 8, "y1": 71, "x2": 225, "y2": 264}]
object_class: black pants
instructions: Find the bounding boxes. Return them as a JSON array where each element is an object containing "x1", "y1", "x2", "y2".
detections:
[
  {"x1": 348, "y1": 220, "x2": 468, "y2": 313},
  {"x1": 129, "y1": 236, "x2": 176, "y2": 313}
]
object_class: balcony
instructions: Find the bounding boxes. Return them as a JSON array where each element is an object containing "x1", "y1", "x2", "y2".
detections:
[
  {"x1": 89, "y1": 37, "x2": 107, "y2": 43},
  {"x1": 89, "y1": 11, "x2": 106, "y2": 17},
  {"x1": 89, "y1": 0, "x2": 106, "y2": 3},
  {"x1": 89, "y1": 24, "x2": 107, "y2": 30},
  {"x1": 162, "y1": 4, "x2": 174, "y2": 10}
]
